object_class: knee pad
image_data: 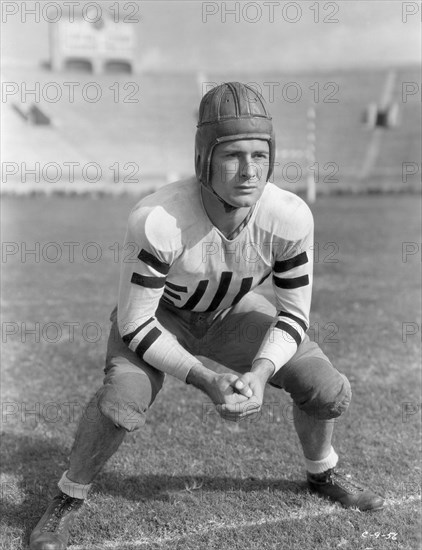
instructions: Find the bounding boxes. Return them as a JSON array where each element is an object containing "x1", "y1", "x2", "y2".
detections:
[
  {"x1": 302, "y1": 373, "x2": 352, "y2": 419},
  {"x1": 97, "y1": 372, "x2": 161, "y2": 432},
  {"x1": 280, "y1": 360, "x2": 352, "y2": 420}
]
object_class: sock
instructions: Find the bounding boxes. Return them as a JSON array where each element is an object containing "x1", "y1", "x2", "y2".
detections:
[
  {"x1": 58, "y1": 470, "x2": 92, "y2": 500},
  {"x1": 305, "y1": 446, "x2": 338, "y2": 475}
]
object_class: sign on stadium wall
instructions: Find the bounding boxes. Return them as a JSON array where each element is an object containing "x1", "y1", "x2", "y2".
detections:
[{"x1": 49, "y1": 14, "x2": 135, "y2": 73}]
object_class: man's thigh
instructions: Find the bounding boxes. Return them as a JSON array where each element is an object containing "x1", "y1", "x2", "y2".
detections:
[
  {"x1": 199, "y1": 291, "x2": 277, "y2": 372},
  {"x1": 200, "y1": 291, "x2": 331, "y2": 376},
  {"x1": 270, "y1": 336, "x2": 351, "y2": 419},
  {"x1": 102, "y1": 301, "x2": 206, "y2": 416},
  {"x1": 100, "y1": 307, "x2": 166, "y2": 430},
  {"x1": 101, "y1": 301, "x2": 222, "y2": 428},
  {"x1": 200, "y1": 294, "x2": 350, "y2": 419}
]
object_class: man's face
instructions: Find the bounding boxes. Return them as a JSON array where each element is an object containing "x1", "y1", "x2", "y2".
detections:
[{"x1": 209, "y1": 139, "x2": 270, "y2": 208}]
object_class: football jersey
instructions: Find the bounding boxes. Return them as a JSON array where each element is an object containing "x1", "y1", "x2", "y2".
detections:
[{"x1": 117, "y1": 177, "x2": 314, "y2": 381}]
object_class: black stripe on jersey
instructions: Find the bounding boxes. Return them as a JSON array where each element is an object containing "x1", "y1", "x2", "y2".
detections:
[
  {"x1": 206, "y1": 272, "x2": 233, "y2": 312},
  {"x1": 231, "y1": 277, "x2": 253, "y2": 306},
  {"x1": 122, "y1": 317, "x2": 154, "y2": 346},
  {"x1": 161, "y1": 296, "x2": 175, "y2": 306},
  {"x1": 181, "y1": 280, "x2": 209, "y2": 310},
  {"x1": 275, "y1": 321, "x2": 301, "y2": 347},
  {"x1": 166, "y1": 281, "x2": 188, "y2": 292},
  {"x1": 273, "y1": 274, "x2": 309, "y2": 289},
  {"x1": 164, "y1": 288, "x2": 181, "y2": 300},
  {"x1": 277, "y1": 310, "x2": 308, "y2": 332},
  {"x1": 135, "y1": 327, "x2": 162, "y2": 357},
  {"x1": 274, "y1": 252, "x2": 308, "y2": 273},
  {"x1": 258, "y1": 272, "x2": 271, "y2": 286},
  {"x1": 131, "y1": 273, "x2": 166, "y2": 288},
  {"x1": 138, "y1": 249, "x2": 170, "y2": 275}
]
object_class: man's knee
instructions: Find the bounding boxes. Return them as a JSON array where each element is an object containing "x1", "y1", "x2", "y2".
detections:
[
  {"x1": 304, "y1": 371, "x2": 352, "y2": 419},
  {"x1": 97, "y1": 371, "x2": 164, "y2": 432},
  {"x1": 273, "y1": 358, "x2": 352, "y2": 420}
]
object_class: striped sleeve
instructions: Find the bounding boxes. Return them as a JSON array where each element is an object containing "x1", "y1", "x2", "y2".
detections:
[
  {"x1": 116, "y1": 209, "x2": 199, "y2": 382},
  {"x1": 253, "y1": 203, "x2": 314, "y2": 373}
]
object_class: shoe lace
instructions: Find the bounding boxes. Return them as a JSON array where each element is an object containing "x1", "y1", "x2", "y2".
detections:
[
  {"x1": 327, "y1": 469, "x2": 365, "y2": 493},
  {"x1": 41, "y1": 494, "x2": 81, "y2": 533}
]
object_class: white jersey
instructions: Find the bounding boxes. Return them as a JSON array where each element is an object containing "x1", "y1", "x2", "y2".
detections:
[{"x1": 117, "y1": 177, "x2": 314, "y2": 381}]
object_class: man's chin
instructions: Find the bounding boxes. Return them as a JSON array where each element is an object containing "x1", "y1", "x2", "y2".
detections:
[{"x1": 227, "y1": 193, "x2": 260, "y2": 208}]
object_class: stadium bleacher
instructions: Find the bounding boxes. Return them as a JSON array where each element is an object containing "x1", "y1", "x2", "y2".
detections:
[{"x1": 2, "y1": 66, "x2": 420, "y2": 193}]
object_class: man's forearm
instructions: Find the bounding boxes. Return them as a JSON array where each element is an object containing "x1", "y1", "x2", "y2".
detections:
[
  {"x1": 251, "y1": 358, "x2": 276, "y2": 384},
  {"x1": 185, "y1": 362, "x2": 215, "y2": 393}
]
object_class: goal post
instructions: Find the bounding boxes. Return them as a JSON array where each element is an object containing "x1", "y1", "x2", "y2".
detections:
[{"x1": 306, "y1": 106, "x2": 317, "y2": 204}]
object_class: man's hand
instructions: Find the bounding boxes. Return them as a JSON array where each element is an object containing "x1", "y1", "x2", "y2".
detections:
[
  {"x1": 186, "y1": 364, "x2": 255, "y2": 421},
  {"x1": 219, "y1": 359, "x2": 276, "y2": 422},
  {"x1": 207, "y1": 372, "x2": 253, "y2": 405},
  {"x1": 186, "y1": 359, "x2": 275, "y2": 422},
  {"x1": 218, "y1": 372, "x2": 266, "y2": 422}
]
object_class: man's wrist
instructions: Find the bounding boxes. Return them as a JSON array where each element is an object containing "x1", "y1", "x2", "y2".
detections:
[
  {"x1": 251, "y1": 358, "x2": 276, "y2": 384},
  {"x1": 186, "y1": 362, "x2": 214, "y2": 392}
]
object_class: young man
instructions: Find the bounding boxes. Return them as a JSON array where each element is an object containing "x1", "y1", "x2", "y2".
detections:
[{"x1": 30, "y1": 82, "x2": 384, "y2": 550}]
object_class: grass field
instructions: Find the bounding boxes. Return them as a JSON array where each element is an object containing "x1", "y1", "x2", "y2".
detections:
[{"x1": 1, "y1": 193, "x2": 421, "y2": 550}]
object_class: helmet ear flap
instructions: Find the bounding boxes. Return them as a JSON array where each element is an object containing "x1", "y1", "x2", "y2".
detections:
[{"x1": 195, "y1": 152, "x2": 202, "y2": 183}]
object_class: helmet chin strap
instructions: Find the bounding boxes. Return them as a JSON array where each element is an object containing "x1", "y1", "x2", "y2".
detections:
[{"x1": 202, "y1": 183, "x2": 240, "y2": 213}]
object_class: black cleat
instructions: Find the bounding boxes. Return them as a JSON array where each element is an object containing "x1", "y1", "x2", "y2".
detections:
[
  {"x1": 307, "y1": 468, "x2": 385, "y2": 511},
  {"x1": 29, "y1": 491, "x2": 84, "y2": 550}
]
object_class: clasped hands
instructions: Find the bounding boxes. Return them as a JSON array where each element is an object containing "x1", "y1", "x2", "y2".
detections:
[
  {"x1": 187, "y1": 360, "x2": 275, "y2": 422},
  {"x1": 208, "y1": 371, "x2": 265, "y2": 422}
]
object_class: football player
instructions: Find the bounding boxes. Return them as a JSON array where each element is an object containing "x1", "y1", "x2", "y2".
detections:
[{"x1": 30, "y1": 82, "x2": 384, "y2": 550}]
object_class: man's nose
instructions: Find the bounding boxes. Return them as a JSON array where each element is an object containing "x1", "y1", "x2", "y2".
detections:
[{"x1": 240, "y1": 158, "x2": 257, "y2": 179}]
